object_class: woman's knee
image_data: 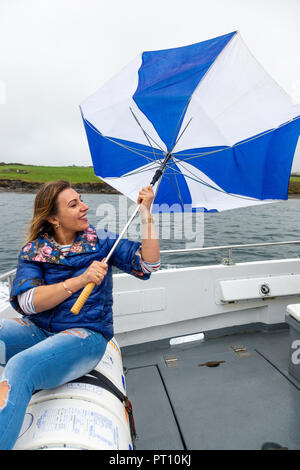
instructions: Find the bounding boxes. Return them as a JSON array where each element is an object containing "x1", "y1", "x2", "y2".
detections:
[
  {"x1": 0, "y1": 317, "x2": 40, "y2": 365},
  {"x1": 0, "y1": 317, "x2": 33, "y2": 329},
  {"x1": 0, "y1": 380, "x2": 11, "y2": 410},
  {"x1": 1, "y1": 348, "x2": 38, "y2": 399},
  {"x1": 57, "y1": 328, "x2": 91, "y2": 339}
]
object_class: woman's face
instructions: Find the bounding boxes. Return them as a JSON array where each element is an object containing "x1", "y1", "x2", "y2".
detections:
[{"x1": 52, "y1": 188, "x2": 89, "y2": 233}]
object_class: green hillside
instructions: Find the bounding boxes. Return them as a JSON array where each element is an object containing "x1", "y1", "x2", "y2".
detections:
[{"x1": 0, "y1": 164, "x2": 101, "y2": 184}]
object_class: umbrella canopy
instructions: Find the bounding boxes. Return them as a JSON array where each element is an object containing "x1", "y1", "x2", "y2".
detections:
[{"x1": 80, "y1": 31, "x2": 300, "y2": 212}]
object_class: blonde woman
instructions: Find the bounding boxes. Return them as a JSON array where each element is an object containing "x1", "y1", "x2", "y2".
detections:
[{"x1": 0, "y1": 180, "x2": 160, "y2": 449}]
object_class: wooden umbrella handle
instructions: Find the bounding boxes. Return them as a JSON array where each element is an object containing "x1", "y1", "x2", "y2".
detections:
[{"x1": 70, "y1": 282, "x2": 95, "y2": 315}]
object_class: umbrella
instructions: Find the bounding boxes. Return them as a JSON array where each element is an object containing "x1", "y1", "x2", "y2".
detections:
[
  {"x1": 71, "y1": 30, "x2": 300, "y2": 314},
  {"x1": 80, "y1": 30, "x2": 300, "y2": 212}
]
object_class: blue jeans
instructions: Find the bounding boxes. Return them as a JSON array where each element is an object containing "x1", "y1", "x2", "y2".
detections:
[{"x1": 0, "y1": 316, "x2": 108, "y2": 450}]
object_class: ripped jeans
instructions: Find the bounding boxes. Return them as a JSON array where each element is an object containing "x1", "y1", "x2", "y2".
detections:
[{"x1": 0, "y1": 317, "x2": 108, "y2": 450}]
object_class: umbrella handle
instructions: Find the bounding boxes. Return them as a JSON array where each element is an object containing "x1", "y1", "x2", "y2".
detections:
[{"x1": 70, "y1": 282, "x2": 95, "y2": 315}]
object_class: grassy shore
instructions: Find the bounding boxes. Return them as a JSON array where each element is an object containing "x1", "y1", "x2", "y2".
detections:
[
  {"x1": 0, "y1": 163, "x2": 100, "y2": 184},
  {"x1": 0, "y1": 163, "x2": 121, "y2": 194}
]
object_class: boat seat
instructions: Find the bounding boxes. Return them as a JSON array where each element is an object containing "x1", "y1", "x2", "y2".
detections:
[{"x1": 287, "y1": 304, "x2": 300, "y2": 323}]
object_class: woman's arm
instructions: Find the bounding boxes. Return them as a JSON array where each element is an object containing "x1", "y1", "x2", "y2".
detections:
[
  {"x1": 32, "y1": 260, "x2": 108, "y2": 313},
  {"x1": 32, "y1": 276, "x2": 85, "y2": 313},
  {"x1": 138, "y1": 186, "x2": 160, "y2": 264}
]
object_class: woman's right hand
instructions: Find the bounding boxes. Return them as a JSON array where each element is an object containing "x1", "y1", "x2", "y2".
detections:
[{"x1": 79, "y1": 259, "x2": 108, "y2": 287}]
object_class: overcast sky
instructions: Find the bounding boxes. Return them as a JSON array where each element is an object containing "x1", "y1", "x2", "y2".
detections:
[{"x1": 0, "y1": 0, "x2": 299, "y2": 169}]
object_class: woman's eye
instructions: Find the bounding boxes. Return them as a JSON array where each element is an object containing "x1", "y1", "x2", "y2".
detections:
[{"x1": 70, "y1": 199, "x2": 83, "y2": 207}]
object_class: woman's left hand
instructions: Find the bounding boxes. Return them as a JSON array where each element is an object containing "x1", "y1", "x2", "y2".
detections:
[{"x1": 137, "y1": 186, "x2": 155, "y2": 213}]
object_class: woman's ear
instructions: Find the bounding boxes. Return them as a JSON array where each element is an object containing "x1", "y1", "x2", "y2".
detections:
[
  {"x1": 47, "y1": 216, "x2": 60, "y2": 230},
  {"x1": 47, "y1": 216, "x2": 57, "y2": 225}
]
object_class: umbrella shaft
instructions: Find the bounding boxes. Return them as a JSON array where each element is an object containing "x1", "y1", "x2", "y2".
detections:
[
  {"x1": 105, "y1": 204, "x2": 141, "y2": 263},
  {"x1": 151, "y1": 153, "x2": 173, "y2": 185},
  {"x1": 105, "y1": 176, "x2": 161, "y2": 263}
]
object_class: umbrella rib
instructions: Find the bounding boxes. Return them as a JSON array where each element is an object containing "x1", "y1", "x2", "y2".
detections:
[
  {"x1": 175, "y1": 147, "x2": 227, "y2": 159},
  {"x1": 174, "y1": 121, "x2": 297, "y2": 161},
  {"x1": 172, "y1": 160, "x2": 225, "y2": 192},
  {"x1": 169, "y1": 160, "x2": 264, "y2": 201},
  {"x1": 169, "y1": 97, "x2": 192, "y2": 152},
  {"x1": 166, "y1": 164, "x2": 184, "y2": 205},
  {"x1": 164, "y1": 165, "x2": 185, "y2": 207},
  {"x1": 103, "y1": 135, "x2": 156, "y2": 163},
  {"x1": 83, "y1": 117, "x2": 157, "y2": 164},
  {"x1": 129, "y1": 107, "x2": 165, "y2": 156},
  {"x1": 113, "y1": 161, "x2": 161, "y2": 179},
  {"x1": 171, "y1": 117, "x2": 193, "y2": 153}
]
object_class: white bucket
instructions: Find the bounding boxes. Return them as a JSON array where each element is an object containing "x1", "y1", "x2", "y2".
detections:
[{"x1": 13, "y1": 337, "x2": 133, "y2": 450}]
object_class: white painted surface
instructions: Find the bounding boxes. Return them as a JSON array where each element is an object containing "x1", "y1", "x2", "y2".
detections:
[{"x1": 2, "y1": 258, "x2": 300, "y2": 347}]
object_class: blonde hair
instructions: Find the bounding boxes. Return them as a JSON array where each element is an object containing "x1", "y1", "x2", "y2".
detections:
[{"x1": 25, "y1": 180, "x2": 72, "y2": 243}]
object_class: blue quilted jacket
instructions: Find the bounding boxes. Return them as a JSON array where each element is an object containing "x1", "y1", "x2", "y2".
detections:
[{"x1": 10, "y1": 226, "x2": 150, "y2": 340}]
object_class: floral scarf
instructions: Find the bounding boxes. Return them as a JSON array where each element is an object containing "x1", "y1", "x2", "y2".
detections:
[{"x1": 21, "y1": 226, "x2": 99, "y2": 265}]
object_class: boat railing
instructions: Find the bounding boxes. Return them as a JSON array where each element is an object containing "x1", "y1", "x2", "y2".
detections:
[
  {"x1": 0, "y1": 240, "x2": 300, "y2": 285},
  {"x1": 0, "y1": 269, "x2": 17, "y2": 293},
  {"x1": 160, "y1": 239, "x2": 300, "y2": 265}
]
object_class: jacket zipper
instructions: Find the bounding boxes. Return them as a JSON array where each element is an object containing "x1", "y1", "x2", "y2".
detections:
[{"x1": 48, "y1": 309, "x2": 56, "y2": 332}]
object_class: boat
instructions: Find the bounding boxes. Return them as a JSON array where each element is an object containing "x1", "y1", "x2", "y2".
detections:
[{"x1": 1, "y1": 239, "x2": 300, "y2": 450}]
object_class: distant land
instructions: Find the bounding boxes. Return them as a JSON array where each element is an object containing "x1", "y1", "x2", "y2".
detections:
[
  {"x1": 0, "y1": 162, "x2": 300, "y2": 195},
  {"x1": 0, "y1": 163, "x2": 119, "y2": 194}
]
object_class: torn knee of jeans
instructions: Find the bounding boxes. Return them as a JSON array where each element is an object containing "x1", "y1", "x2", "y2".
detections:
[
  {"x1": 59, "y1": 328, "x2": 90, "y2": 339},
  {"x1": 0, "y1": 380, "x2": 11, "y2": 410},
  {"x1": 12, "y1": 318, "x2": 31, "y2": 327}
]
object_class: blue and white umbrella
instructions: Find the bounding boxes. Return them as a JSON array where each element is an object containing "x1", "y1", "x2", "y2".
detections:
[
  {"x1": 80, "y1": 31, "x2": 300, "y2": 212},
  {"x1": 72, "y1": 31, "x2": 300, "y2": 314}
]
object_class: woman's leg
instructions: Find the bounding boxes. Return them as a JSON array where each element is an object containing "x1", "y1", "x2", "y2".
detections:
[{"x1": 0, "y1": 327, "x2": 108, "y2": 450}]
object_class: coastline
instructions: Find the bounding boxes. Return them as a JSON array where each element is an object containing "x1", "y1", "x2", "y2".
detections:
[
  {"x1": 1, "y1": 178, "x2": 300, "y2": 196},
  {"x1": 0, "y1": 178, "x2": 120, "y2": 194},
  {"x1": 287, "y1": 179, "x2": 300, "y2": 196}
]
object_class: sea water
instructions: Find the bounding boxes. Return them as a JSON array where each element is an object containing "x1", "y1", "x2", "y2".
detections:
[{"x1": 0, "y1": 191, "x2": 300, "y2": 304}]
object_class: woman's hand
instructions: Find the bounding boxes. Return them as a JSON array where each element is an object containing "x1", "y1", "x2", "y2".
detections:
[
  {"x1": 137, "y1": 186, "x2": 155, "y2": 214},
  {"x1": 79, "y1": 259, "x2": 108, "y2": 286},
  {"x1": 32, "y1": 259, "x2": 108, "y2": 313}
]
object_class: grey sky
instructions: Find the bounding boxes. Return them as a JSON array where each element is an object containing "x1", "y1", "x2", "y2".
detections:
[{"x1": 0, "y1": 0, "x2": 299, "y2": 169}]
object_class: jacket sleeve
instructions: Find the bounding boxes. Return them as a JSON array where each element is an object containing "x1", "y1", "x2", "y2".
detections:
[
  {"x1": 9, "y1": 255, "x2": 45, "y2": 314},
  {"x1": 97, "y1": 228, "x2": 151, "y2": 280}
]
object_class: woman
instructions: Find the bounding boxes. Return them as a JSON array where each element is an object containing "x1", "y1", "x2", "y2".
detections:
[{"x1": 0, "y1": 180, "x2": 160, "y2": 450}]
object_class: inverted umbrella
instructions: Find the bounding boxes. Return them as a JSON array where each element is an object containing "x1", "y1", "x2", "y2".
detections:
[
  {"x1": 71, "y1": 30, "x2": 300, "y2": 313},
  {"x1": 80, "y1": 30, "x2": 300, "y2": 211}
]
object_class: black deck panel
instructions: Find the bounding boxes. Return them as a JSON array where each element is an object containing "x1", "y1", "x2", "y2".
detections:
[
  {"x1": 159, "y1": 348, "x2": 300, "y2": 449},
  {"x1": 125, "y1": 366, "x2": 184, "y2": 450},
  {"x1": 123, "y1": 329, "x2": 300, "y2": 450}
]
